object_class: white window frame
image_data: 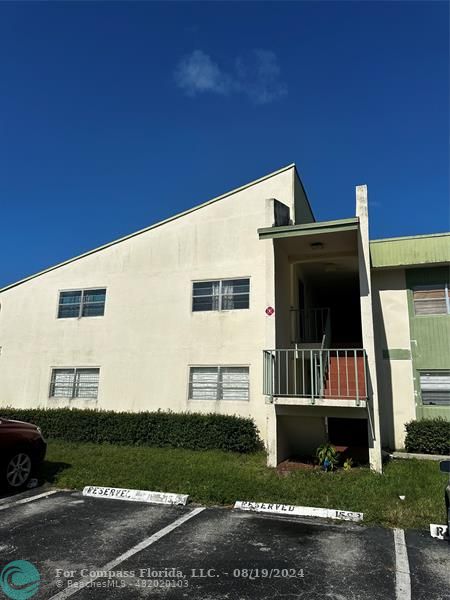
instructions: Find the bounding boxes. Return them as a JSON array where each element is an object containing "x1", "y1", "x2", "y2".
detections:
[
  {"x1": 49, "y1": 367, "x2": 100, "y2": 399},
  {"x1": 57, "y1": 287, "x2": 107, "y2": 319},
  {"x1": 188, "y1": 365, "x2": 250, "y2": 401},
  {"x1": 419, "y1": 370, "x2": 450, "y2": 406},
  {"x1": 412, "y1": 283, "x2": 450, "y2": 316},
  {"x1": 191, "y1": 278, "x2": 250, "y2": 312}
]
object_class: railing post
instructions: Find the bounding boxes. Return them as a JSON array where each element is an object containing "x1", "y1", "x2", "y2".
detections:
[
  {"x1": 302, "y1": 350, "x2": 305, "y2": 396},
  {"x1": 363, "y1": 350, "x2": 367, "y2": 401},
  {"x1": 269, "y1": 351, "x2": 273, "y2": 397},
  {"x1": 294, "y1": 349, "x2": 297, "y2": 396},
  {"x1": 319, "y1": 351, "x2": 323, "y2": 398},
  {"x1": 345, "y1": 350, "x2": 349, "y2": 398},
  {"x1": 263, "y1": 351, "x2": 266, "y2": 395},
  {"x1": 336, "y1": 350, "x2": 340, "y2": 398},
  {"x1": 285, "y1": 351, "x2": 289, "y2": 396},
  {"x1": 277, "y1": 350, "x2": 280, "y2": 396},
  {"x1": 354, "y1": 350, "x2": 360, "y2": 406}
]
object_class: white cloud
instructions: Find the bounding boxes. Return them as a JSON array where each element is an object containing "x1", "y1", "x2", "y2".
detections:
[
  {"x1": 174, "y1": 49, "x2": 287, "y2": 104},
  {"x1": 174, "y1": 50, "x2": 232, "y2": 97}
]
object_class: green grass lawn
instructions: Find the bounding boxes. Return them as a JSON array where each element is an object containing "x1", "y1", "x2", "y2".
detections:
[{"x1": 42, "y1": 439, "x2": 449, "y2": 530}]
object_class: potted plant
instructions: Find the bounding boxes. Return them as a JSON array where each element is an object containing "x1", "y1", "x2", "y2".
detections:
[{"x1": 316, "y1": 443, "x2": 339, "y2": 471}]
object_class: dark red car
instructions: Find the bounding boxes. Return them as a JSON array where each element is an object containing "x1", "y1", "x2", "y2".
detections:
[{"x1": 0, "y1": 417, "x2": 47, "y2": 490}]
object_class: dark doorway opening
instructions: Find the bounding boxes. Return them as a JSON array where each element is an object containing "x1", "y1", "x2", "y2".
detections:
[{"x1": 328, "y1": 417, "x2": 369, "y2": 464}]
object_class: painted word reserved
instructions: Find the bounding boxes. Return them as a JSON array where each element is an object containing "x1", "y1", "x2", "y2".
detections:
[
  {"x1": 234, "y1": 500, "x2": 363, "y2": 522},
  {"x1": 82, "y1": 486, "x2": 189, "y2": 506}
]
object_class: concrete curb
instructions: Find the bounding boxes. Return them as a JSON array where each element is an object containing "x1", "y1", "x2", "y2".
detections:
[
  {"x1": 82, "y1": 486, "x2": 189, "y2": 505},
  {"x1": 391, "y1": 452, "x2": 450, "y2": 462},
  {"x1": 234, "y1": 500, "x2": 363, "y2": 522}
]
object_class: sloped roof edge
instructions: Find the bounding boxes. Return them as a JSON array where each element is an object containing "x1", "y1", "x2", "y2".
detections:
[{"x1": 1, "y1": 163, "x2": 296, "y2": 292}]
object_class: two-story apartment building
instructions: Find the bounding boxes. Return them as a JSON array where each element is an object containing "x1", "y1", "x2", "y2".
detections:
[{"x1": 0, "y1": 164, "x2": 449, "y2": 472}]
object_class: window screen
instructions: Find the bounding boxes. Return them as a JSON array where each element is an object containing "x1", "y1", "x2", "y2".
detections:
[
  {"x1": 189, "y1": 366, "x2": 249, "y2": 400},
  {"x1": 58, "y1": 289, "x2": 106, "y2": 318},
  {"x1": 82, "y1": 289, "x2": 106, "y2": 317},
  {"x1": 413, "y1": 284, "x2": 450, "y2": 316},
  {"x1": 50, "y1": 368, "x2": 100, "y2": 399},
  {"x1": 420, "y1": 372, "x2": 450, "y2": 406},
  {"x1": 192, "y1": 279, "x2": 249, "y2": 312},
  {"x1": 58, "y1": 291, "x2": 82, "y2": 319}
]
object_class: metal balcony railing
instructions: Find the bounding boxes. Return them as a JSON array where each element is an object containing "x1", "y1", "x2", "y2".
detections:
[
  {"x1": 263, "y1": 348, "x2": 368, "y2": 406},
  {"x1": 290, "y1": 307, "x2": 330, "y2": 343}
]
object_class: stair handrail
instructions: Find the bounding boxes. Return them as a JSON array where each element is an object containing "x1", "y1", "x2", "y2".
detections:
[{"x1": 317, "y1": 310, "x2": 331, "y2": 398}]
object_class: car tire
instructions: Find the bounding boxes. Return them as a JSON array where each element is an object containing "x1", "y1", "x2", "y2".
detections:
[{"x1": 2, "y1": 450, "x2": 33, "y2": 491}]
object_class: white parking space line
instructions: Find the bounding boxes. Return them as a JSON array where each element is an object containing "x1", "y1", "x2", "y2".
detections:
[
  {"x1": 49, "y1": 506, "x2": 206, "y2": 600},
  {"x1": 393, "y1": 528, "x2": 411, "y2": 600},
  {"x1": 0, "y1": 489, "x2": 59, "y2": 512}
]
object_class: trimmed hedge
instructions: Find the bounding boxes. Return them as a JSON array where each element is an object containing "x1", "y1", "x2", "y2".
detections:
[
  {"x1": 404, "y1": 418, "x2": 450, "y2": 455},
  {"x1": 0, "y1": 408, "x2": 264, "y2": 454}
]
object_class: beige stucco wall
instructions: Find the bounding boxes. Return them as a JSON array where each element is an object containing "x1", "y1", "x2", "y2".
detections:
[
  {"x1": 372, "y1": 268, "x2": 415, "y2": 449},
  {"x1": 0, "y1": 168, "x2": 295, "y2": 444}
]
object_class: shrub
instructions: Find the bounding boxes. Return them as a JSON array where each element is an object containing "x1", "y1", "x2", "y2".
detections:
[
  {"x1": 404, "y1": 418, "x2": 450, "y2": 455},
  {"x1": 0, "y1": 407, "x2": 264, "y2": 454}
]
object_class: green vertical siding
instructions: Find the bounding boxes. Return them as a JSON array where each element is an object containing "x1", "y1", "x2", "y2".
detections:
[
  {"x1": 422, "y1": 406, "x2": 450, "y2": 420},
  {"x1": 371, "y1": 233, "x2": 450, "y2": 268},
  {"x1": 406, "y1": 266, "x2": 450, "y2": 420}
]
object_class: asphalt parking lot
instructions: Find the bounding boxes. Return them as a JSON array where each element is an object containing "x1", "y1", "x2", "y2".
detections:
[{"x1": 0, "y1": 489, "x2": 449, "y2": 600}]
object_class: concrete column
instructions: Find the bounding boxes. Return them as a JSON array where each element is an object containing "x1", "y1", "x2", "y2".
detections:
[
  {"x1": 266, "y1": 404, "x2": 278, "y2": 467},
  {"x1": 264, "y1": 198, "x2": 278, "y2": 466},
  {"x1": 356, "y1": 185, "x2": 383, "y2": 473}
]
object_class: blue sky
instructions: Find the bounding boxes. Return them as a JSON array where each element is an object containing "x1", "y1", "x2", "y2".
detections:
[{"x1": 0, "y1": 1, "x2": 448, "y2": 287}]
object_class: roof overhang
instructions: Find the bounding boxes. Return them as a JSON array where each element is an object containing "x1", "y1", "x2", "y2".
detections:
[{"x1": 258, "y1": 218, "x2": 360, "y2": 272}]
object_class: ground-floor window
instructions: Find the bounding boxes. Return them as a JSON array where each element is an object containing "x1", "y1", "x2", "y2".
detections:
[
  {"x1": 49, "y1": 368, "x2": 100, "y2": 399},
  {"x1": 189, "y1": 366, "x2": 249, "y2": 401},
  {"x1": 419, "y1": 371, "x2": 450, "y2": 406}
]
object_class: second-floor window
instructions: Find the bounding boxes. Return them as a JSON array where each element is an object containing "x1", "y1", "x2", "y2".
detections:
[
  {"x1": 412, "y1": 283, "x2": 450, "y2": 316},
  {"x1": 58, "y1": 288, "x2": 106, "y2": 318},
  {"x1": 192, "y1": 278, "x2": 249, "y2": 312}
]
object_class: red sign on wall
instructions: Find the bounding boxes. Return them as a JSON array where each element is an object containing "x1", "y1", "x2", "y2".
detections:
[{"x1": 265, "y1": 306, "x2": 275, "y2": 316}]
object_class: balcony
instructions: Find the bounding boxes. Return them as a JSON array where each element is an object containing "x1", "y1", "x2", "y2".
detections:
[{"x1": 263, "y1": 348, "x2": 368, "y2": 407}]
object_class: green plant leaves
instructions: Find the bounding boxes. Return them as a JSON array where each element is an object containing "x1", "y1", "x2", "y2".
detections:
[
  {"x1": 405, "y1": 418, "x2": 450, "y2": 455},
  {"x1": 0, "y1": 408, "x2": 264, "y2": 454}
]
